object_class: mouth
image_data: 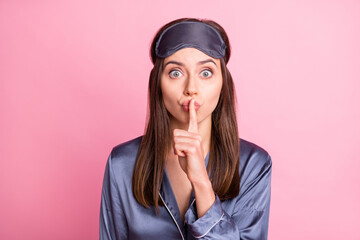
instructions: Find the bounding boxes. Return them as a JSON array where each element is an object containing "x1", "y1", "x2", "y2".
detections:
[{"x1": 181, "y1": 100, "x2": 200, "y2": 112}]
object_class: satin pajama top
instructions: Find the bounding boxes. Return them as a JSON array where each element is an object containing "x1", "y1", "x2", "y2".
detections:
[{"x1": 100, "y1": 136, "x2": 272, "y2": 240}]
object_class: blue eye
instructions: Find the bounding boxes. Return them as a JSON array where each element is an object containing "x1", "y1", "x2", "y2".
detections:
[
  {"x1": 201, "y1": 69, "x2": 213, "y2": 78},
  {"x1": 169, "y1": 70, "x2": 182, "y2": 78}
]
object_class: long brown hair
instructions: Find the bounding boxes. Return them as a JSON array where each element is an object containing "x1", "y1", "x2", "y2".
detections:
[{"x1": 132, "y1": 18, "x2": 239, "y2": 212}]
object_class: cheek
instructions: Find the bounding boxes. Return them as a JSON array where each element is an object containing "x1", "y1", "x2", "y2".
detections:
[
  {"x1": 209, "y1": 90, "x2": 222, "y2": 111},
  {"x1": 161, "y1": 81, "x2": 179, "y2": 108},
  {"x1": 207, "y1": 82, "x2": 222, "y2": 106},
  {"x1": 196, "y1": 86, "x2": 222, "y2": 121}
]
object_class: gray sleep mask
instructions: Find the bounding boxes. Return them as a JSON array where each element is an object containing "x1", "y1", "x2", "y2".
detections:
[{"x1": 155, "y1": 21, "x2": 226, "y2": 59}]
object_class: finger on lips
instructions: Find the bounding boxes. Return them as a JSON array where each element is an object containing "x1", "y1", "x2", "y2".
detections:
[
  {"x1": 188, "y1": 98, "x2": 198, "y2": 133},
  {"x1": 173, "y1": 98, "x2": 200, "y2": 157}
]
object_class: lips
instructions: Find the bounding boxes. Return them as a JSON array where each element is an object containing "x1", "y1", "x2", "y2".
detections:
[{"x1": 181, "y1": 100, "x2": 200, "y2": 112}]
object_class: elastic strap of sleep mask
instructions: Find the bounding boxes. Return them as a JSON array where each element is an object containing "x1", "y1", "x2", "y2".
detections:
[{"x1": 155, "y1": 21, "x2": 226, "y2": 59}]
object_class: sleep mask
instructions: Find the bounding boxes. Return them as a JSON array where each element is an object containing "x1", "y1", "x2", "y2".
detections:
[{"x1": 155, "y1": 21, "x2": 226, "y2": 59}]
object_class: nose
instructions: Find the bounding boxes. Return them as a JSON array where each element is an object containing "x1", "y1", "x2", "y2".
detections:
[{"x1": 183, "y1": 74, "x2": 198, "y2": 96}]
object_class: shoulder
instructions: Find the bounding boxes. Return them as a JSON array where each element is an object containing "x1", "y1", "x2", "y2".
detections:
[
  {"x1": 239, "y1": 138, "x2": 271, "y2": 164},
  {"x1": 111, "y1": 135, "x2": 143, "y2": 159},
  {"x1": 108, "y1": 135, "x2": 143, "y2": 176},
  {"x1": 238, "y1": 138, "x2": 272, "y2": 187}
]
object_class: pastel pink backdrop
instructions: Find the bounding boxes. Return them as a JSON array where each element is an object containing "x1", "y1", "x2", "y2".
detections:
[{"x1": 1, "y1": 0, "x2": 359, "y2": 239}]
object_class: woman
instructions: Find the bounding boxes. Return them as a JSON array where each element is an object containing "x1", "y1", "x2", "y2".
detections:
[{"x1": 100, "y1": 18, "x2": 272, "y2": 240}]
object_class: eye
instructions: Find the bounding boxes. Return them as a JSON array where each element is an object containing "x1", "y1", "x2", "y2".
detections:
[
  {"x1": 169, "y1": 70, "x2": 183, "y2": 78},
  {"x1": 201, "y1": 69, "x2": 213, "y2": 78}
]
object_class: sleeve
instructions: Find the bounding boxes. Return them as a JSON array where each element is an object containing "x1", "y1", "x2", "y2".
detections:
[
  {"x1": 99, "y1": 151, "x2": 128, "y2": 240},
  {"x1": 185, "y1": 155, "x2": 272, "y2": 240}
]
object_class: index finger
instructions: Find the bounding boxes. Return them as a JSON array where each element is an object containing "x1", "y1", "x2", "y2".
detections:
[{"x1": 188, "y1": 98, "x2": 198, "y2": 133}]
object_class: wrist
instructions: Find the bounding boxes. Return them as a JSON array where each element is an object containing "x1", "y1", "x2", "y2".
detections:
[
  {"x1": 188, "y1": 166, "x2": 210, "y2": 186},
  {"x1": 191, "y1": 178, "x2": 216, "y2": 218},
  {"x1": 191, "y1": 178, "x2": 215, "y2": 203},
  {"x1": 191, "y1": 177, "x2": 212, "y2": 190}
]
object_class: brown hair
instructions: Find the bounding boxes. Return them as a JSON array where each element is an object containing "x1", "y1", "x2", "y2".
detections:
[{"x1": 132, "y1": 18, "x2": 239, "y2": 212}]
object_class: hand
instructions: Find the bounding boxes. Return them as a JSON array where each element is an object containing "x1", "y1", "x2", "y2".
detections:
[{"x1": 173, "y1": 99, "x2": 208, "y2": 184}]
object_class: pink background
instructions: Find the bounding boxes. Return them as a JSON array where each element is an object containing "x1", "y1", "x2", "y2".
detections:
[{"x1": 1, "y1": 0, "x2": 359, "y2": 239}]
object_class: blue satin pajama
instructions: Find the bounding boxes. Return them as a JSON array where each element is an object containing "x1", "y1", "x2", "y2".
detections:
[{"x1": 100, "y1": 136, "x2": 272, "y2": 239}]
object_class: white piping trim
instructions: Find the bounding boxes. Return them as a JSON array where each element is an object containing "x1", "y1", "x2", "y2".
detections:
[
  {"x1": 194, "y1": 212, "x2": 224, "y2": 239},
  {"x1": 159, "y1": 193, "x2": 185, "y2": 240},
  {"x1": 190, "y1": 198, "x2": 196, "y2": 208},
  {"x1": 183, "y1": 198, "x2": 196, "y2": 225}
]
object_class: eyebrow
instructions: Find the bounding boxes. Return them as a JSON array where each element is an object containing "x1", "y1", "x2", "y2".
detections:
[{"x1": 164, "y1": 59, "x2": 217, "y2": 68}]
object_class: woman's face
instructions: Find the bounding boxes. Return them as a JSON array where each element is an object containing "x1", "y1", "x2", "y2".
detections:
[{"x1": 161, "y1": 47, "x2": 223, "y2": 128}]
